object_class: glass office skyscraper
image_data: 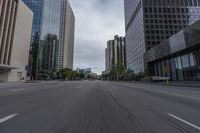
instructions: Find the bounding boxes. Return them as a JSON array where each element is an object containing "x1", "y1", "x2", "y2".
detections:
[
  {"x1": 37, "y1": 0, "x2": 61, "y2": 79},
  {"x1": 124, "y1": 0, "x2": 200, "y2": 74},
  {"x1": 22, "y1": 0, "x2": 43, "y2": 80},
  {"x1": 23, "y1": 0, "x2": 75, "y2": 80},
  {"x1": 23, "y1": 0, "x2": 43, "y2": 45}
]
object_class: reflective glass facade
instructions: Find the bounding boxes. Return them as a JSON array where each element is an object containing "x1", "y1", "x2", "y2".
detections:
[
  {"x1": 153, "y1": 49, "x2": 200, "y2": 80},
  {"x1": 37, "y1": 0, "x2": 61, "y2": 80},
  {"x1": 125, "y1": 0, "x2": 145, "y2": 73},
  {"x1": 22, "y1": 0, "x2": 43, "y2": 45},
  {"x1": 146, "y1": 20, "x2": 200, "y2": 80},
  {"x1": 23, "y1": 0, "x2": 74, "y2": 80},
  {"x1": 124, "y1": 0, "x2": 200, "y2": 74},
  {"x1": 22, "y1": 0, "x2": 43, "y2": 79}
]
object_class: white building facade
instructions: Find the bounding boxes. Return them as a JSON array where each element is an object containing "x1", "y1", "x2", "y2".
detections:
[
  {"x1": 57, "y1": 0, "x2": 75, "y2": 70},
  {"x1": 0, "y1": 0, "x2": 33, "y2": 82}
]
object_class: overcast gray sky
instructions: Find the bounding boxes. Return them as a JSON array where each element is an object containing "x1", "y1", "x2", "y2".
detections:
[{"x1": 70, "y1": 0, "x2": 125, "y2": 74}]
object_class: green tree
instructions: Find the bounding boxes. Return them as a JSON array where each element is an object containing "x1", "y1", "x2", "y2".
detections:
[
  {"x1": 116, "y1": 63, "x2": 127, "y2": 80},
  {"x1": 110, "y1": 65, "x2": 117, "y2": 80},
  {"x1": 109, "y1": 64, "x2": 127, "y2": 81},
  {"x1": 59, "y1": 67, "x2": 72, "y2": 80},
  {"x1": 79, "y1": 73, "x2": 85, "y2": 79},
  {"x1": 71, "y1": 71, "x2": 78, "y2": 80}
]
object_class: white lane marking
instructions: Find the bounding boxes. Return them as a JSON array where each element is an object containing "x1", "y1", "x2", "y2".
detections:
[
  {"x1": 9, "y1": 89, "x2": 25, "y2": 92},
  {"x1": 77, "y1": 86, "x2": 84, "y2": 88},
  {"x1": 167, "y1": 113, "x2": 200, "y2": 130},
  {"x1": 0, "y1": 114, "x2": 18, "y2": 124}
]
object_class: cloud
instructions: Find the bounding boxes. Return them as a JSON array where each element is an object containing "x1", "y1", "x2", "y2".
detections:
[{"x1": 70, "y1": 0, "x2": 125, "y2": 74}]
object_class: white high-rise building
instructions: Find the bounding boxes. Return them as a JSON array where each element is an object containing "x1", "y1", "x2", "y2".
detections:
[
  {"x1": 0, "y1": 0, "x2": 33, "y2": 82},
  {"x1": 58, "y1": 0, "x2": 75, "y2": 70}
]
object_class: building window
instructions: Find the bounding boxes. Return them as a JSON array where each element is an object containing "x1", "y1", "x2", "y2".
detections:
[
  {"x1": 170, "y1": 58, "x2": 177, "y2": 80},
  {"x1": 176, "y1": 57, "x2": 184, "y2": 80},
  {"x1": 189, "y1": 53, "x2": 197, "y2": 66},
  {"x1": 182, "y1": 54, "x2": 190, "y2": 68}
]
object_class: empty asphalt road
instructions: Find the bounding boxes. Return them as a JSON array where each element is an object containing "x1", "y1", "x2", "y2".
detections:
[{"x1": 0, "y1": 81, "x2": 199, "y2": 133}]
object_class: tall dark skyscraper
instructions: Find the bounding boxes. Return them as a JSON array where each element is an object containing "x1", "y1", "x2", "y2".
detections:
[
  {"x1": 23, "y1": 0, "x2": 75, "y2": 80},
  {"x1": 124, "y1": 0, "x2": 200, "y2": 74}
]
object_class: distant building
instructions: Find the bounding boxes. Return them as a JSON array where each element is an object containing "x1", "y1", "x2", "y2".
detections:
[
  {"x1": 23, "y1": 0, "x2": 75, "y2": 80},
  {"x1": 77, "y1": 68, "x2": 97, "y2": 79},
  {"x1": 144, "y1": 20, "x2": 200, "y2": 81},
  {"x1": 105, "y1": 48, "x2": 109, "y2": 70},
  {"x1": 124, "y1": 0, "x2": 200, "y2": 74},
  {"x1": 88, "y1": 73, "x2": 98, "y2": 78},
  {"x1": 105, "y1": 35, "x2": 126, "y2": 70},
  {"x1": 77, "y1": 68, "x2": 92, "y2": 74},
  {"x1": 0, "y1": 0, "x2": 33, "y2": 81}
]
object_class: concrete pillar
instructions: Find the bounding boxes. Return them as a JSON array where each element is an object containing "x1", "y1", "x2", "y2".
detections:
[
  {"x1": 4, "y1": 1, "x2": 16, "y2": 65},
  {"x1": 8, "y1": 1, "x2": 19, "y2": 65},
  {"x1": 0, "y1": 0, "x2": 9, "y2": 64},
  {"x1": 0, "y1": 0, "x2": 12, "y2": 65}
]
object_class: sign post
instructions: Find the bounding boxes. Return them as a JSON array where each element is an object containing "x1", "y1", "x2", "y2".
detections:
[{"x1": 162, "y1": 64, "x2": 169, "y2": 85}]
